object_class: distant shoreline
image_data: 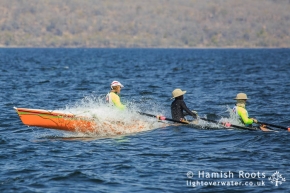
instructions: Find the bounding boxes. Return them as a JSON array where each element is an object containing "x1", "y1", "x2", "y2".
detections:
[{"x1": 1, "y1": 1, "x2": 289, "y2": 48}]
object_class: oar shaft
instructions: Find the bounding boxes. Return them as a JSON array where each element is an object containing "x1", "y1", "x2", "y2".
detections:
[
  {"x1": 199, "y1": 118, "x2": 257, "y2": 131},
  {"x1": 257, "y1": 121, "x2": 288, "y2": 130},
  {"x1": 137, "y1": 112, "x2": 188, "y2": 124},
  {"x1": 139, "y1": 112, "x2": 256, "y2": 130}
]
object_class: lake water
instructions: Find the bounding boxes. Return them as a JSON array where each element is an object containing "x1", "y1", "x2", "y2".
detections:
[{"x1": 0, "y1": 48, "x2": 290, "y2": 192}]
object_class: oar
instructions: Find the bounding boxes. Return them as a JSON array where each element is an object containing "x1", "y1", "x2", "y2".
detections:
[
  {"x1": 257, "y1": 121, "x2": 289, "y2": 131},
  {"x1": 137, "y1": 112, "x2": 189, "y2": 124},
  {"x1": 138, "y1": 112, "x2": 256, "y2": 130},
  {"x1": 199, "y1": 117, "x2": 258, "y2": 131}
]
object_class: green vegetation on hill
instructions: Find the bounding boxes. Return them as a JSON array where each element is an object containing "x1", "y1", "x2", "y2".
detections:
[{"x1": 0, "y1": 0, "x2": 289, "y2": 48}]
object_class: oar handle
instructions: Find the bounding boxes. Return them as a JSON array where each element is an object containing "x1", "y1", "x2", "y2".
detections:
[{"x1": 257, "y1": 121, "x2": 289, "y2": 130}]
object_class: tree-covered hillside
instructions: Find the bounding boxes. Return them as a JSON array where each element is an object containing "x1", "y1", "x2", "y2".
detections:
[{"x1": 0, "y1": 0, "x2": 289, "y2": 48}]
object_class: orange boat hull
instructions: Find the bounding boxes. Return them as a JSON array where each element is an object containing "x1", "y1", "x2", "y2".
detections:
[
  {"x1": 14, "y1": 107, "x2": 148, "y2": 135},
  {"x1": 14, "y1": 107, "x2": 96, "y2": 133}
]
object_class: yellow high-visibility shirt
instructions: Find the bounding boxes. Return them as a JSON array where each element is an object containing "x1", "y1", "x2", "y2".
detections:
[
  {"x1": 106, "y1": 92, "x2": 126, "y2": 110},
  {"x1": 233, "y1": 106, "x2": 253, "y2": 125}
]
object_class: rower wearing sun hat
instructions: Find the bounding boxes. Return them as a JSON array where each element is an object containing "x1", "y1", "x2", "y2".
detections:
[
  {"x1": 233, "y1": 93, "x2": 273, "y2": 131},
  {"x1": 233, "y1": 93, "x2": 258, "y2": 126},
  {"x1": 106, "y1": 80, "x2": 126, "y2": 110},
  {"x1": 171, "y1": 88, "x2": 198, "y2": 122}
]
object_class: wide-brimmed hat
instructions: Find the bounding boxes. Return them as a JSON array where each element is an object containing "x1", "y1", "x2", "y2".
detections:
[
  {"x1": 171, "y1": 88, "x2": 186, "y2": 99},
  {"x1": 111, "y1": 81, "x2": 124, "y2": 88},
  {"x1": 234, "y1": 93, "x2": 249, "y2": 100}
]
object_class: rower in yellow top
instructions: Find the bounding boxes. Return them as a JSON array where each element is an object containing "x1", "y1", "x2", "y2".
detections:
[
  {"x1": 106, "y1": 81, "x2": 126, "y2": 110},
  {"x1": 233, "y1": 93, "x2": 270, "y2": 131},
  {"x1": 233, "y1": 93, "x2": 257, "y2": 126}
]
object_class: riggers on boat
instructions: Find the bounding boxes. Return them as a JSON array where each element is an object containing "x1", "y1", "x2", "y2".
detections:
[{"x1": 14, "y1": 107, "x2": 147, "y2": 135}]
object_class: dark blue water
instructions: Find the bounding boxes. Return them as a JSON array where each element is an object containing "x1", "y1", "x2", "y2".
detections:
[{"x1": 1, "y1": 48, "x2": 290, "y2": 192}]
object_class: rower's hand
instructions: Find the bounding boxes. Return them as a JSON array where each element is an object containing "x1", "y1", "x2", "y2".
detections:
[
  {"x1": 180, "y1": 118, "x2": 190, "y2": 124},
  {"x1": 192, "y1": 110, "x2": 198, "y2": 118},
  {"x1": 157, "y1": 115, "x2": 166, "y2": 120},
  {"x1": 251, "y1": 118, "x2": 258, "y2": 123}
]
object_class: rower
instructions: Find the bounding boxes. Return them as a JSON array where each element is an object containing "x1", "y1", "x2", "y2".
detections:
[
  {"x1": 233, "y1": 93, "x2": 257, "y2": 126},
  {"x1": 106, "y1": 81, "x2": 126, "y2": 110},
  {"x1": 233, "y1": 93, "x2": 270, "y2": 131},
  {"x1": 171, "y1": 88, "x2": 198, "y2": 123}
]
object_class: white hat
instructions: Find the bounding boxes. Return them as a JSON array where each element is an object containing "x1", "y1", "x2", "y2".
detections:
[
  {"x1": 234, "y1": 93, "x2": 249, "y2": 100},
  {"x1": 171, "y1": 88, "x2": 186, "y2": 99},
  {"x1": 111, "y1": 81, "x2": 124, "y2": 89}
]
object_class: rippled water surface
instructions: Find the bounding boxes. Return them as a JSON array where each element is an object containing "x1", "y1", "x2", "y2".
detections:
[{"x1": 1, "y1": 48, "x2": 290, "y2": 192}]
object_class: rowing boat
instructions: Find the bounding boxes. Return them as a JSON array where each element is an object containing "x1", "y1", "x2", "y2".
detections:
[
  {"x1": 14, "y1": 107, "x2": 148, "y2": 135},
  {"x1": 14, "y1": 107, "x2": 275, "y2": 134}
]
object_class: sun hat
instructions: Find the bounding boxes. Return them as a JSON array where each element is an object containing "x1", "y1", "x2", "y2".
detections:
[
  {"x1": 234, "y1": 93, "x2": 249, "y2": 100},
  {"x1": 111, "y1": 81, "x2": 124, "y2": 89},
  {"x1": 171, "y1": 88, "x2": 186, "y2": 99}
]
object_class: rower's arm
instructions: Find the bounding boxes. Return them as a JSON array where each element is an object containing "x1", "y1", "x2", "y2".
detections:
[
  {"x1": 238, "y1": 108, "x2": 254, "y2": 125},
  {"x1": 181, "y1": 101, "x2": 197, "y2": 118}
]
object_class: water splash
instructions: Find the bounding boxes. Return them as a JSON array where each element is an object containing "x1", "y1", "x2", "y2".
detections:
[
  {"x1": 57, "y1": 94, "x2": 165, "y2": 137},
  {"x1": 220, "y1": 106, "x2": 244, "y2": 126},
  {"x1": 192, "y1": 106, "x2": 246, "y2": 129}
]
